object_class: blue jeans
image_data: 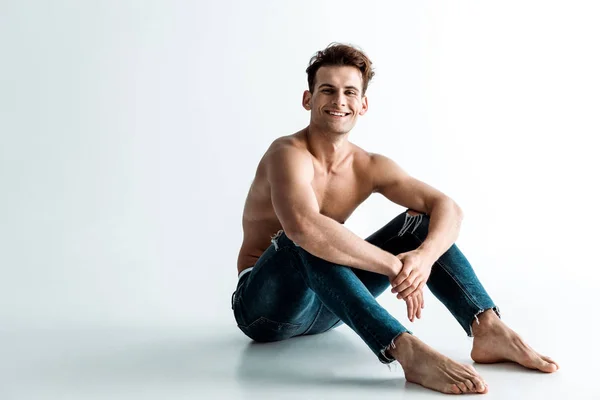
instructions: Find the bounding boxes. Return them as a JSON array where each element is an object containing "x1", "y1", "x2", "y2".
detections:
[{"x1": 231, "y1": 210, "x2": 499, "y2": 364}]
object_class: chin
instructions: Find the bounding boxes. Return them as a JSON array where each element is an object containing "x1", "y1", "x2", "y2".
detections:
[
  {"x1": 333, "y1": 129, "x2": 350, "y2": 135},
  {"x1": 323, "y1": 126, "x2": 348, "y2": 135},
  {"x1": 328, "y1": 121, "x2": 353, "y2": 133},
  {"x1": 335, "y1": 124, "x2": 354, "y2": 135},
  {"x1": 313, "y1": 120, "x2": 353, "y2": 135}
]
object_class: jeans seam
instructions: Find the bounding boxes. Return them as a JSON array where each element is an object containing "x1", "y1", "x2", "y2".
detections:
[
  {"x1": 302, "y1": 302, "x2": 325, "y2": 335},
  {"x1": 409, "y1": 232, "x2": 484, "y2": 311},
  {"x1": 289, "y1": 247, "x2": 391, "y2": 353},
  {"x1": 379, "y1": 235, "x2": 401, "y2": 251},
  {"x1": 241, "y1": 315, "x2": 303, "y2": 331},
  {"x1": 377, "y1": 211, "x2": 411, "y2": 248},
  {"x1": 233, "y1": 245, "x2": 285, "y2": 325}
]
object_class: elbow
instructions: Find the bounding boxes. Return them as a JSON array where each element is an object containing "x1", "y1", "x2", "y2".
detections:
[
  {"x1": 432, "y1": 196, "x2": 464, "y2": 220},
  {"x1": 453, "y1": 202, "x2": 464, "y2": 220},
  {"x1": 283, "y1": 226, "x2": 303, "y2": 244},
  {"x1": 282, "y1": 214, "x2": 319, "y2": 246},
  {"x1": 281, "y1": 217, "x2": 310, "y2": 245}
]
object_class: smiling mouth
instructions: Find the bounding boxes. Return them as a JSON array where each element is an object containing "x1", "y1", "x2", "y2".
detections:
[{"x1": 325, "y1": 110, "x2": 350, "y2": 117}]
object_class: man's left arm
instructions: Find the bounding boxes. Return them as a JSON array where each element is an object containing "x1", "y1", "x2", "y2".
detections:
[
  {"x1": 417, "y1": 197, "x2": 463, "y2": 263},
  {"x1": 370, "y1": 153, "x2": 464, "y2": 297}
]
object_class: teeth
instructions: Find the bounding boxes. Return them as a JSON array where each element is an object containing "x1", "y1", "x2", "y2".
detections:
[{"x1": 328, "y1": 111, "x2": 345, "y2": 116}]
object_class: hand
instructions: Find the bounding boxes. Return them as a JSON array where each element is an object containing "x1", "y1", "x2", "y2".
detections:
[
  {"x1": 404, "y1": 289, "x2": 424, "y2": 322},
  {"x1": 390, "y1": 249, "x2": 434, "y2": 299}
]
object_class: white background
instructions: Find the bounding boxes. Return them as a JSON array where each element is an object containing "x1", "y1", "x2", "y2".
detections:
[{"x1": 1, "y1": 1, "x2": 599, "y2": 399}]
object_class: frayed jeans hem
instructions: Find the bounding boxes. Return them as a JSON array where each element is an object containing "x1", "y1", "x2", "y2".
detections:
[
  {"x1": 378, "y1": 329, "x2": 412, "y2": 364},
  {"x1": 468, "y1": 306, "x2": 501, "y2": 337}
]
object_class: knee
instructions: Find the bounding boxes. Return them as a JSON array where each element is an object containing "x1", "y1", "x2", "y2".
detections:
[
  {"x1": 407, "y1": 209, "x2": 428, "y2": 217},
  {"x1": 398, "y1": 209, "x2": 429, "y2": 238}
]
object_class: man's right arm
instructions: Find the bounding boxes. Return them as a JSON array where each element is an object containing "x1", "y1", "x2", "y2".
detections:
[{"x1": 267, "y1": 145, "x2": 401, "y2": 278}]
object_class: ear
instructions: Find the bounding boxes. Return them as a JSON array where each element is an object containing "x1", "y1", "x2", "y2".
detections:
[
  {"x1": 302, "y1": 90, "x2": 312, "y2": 110},
  {"x1": 359, "y1": 95, "x2": 369, "y2": 116}
]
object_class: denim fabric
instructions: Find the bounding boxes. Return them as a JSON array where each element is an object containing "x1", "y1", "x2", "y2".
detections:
[{"x1": 232, "y1": 210, "x2": 498, "y2": 364}]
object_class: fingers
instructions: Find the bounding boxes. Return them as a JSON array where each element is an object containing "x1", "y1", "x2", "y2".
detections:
[
  {"x1": 404, "y1": 291, "x2": 425, "y2": 322},
  {"x1": 406, "y1": 296, "x2": 414, "y2": 322},
  {"x1": 399, "y1": 277, "x2": 428, "y2": 300},
  {"x1": 413, "y1": 294, "x2": 420, "y2": 321},
  {"x1": 412, "y1": 293, "x2": 419, "y2": 321},
  {"x1": 394, "y1": 270, "x2": 428, "y2": 299},
  {"x1": 391, "y1": 267, "x2": 412, "y2": 288},
  {"x1": 398, "y1": 283, "x2": 420, "y2": 299},
  {"x1": 394, "y1": 276, "x2": 414, "y2": 294},
  {"x1": 416, "y1": 281, "x2": 425, "y2": 310},
  {"x1": 395, "y1": 282, "x2": 415, "y2": 298},
  {"x1": 415, "y1": 291, "x2": 423, "y2": 319}
]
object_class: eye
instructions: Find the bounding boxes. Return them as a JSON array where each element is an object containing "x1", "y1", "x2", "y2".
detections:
[
  {"x1": 322, "y1": 89, "x2": 332, "y2": 93},
  {"x1": 346, "y1": 91, "x2": 357, "y2": 96}
]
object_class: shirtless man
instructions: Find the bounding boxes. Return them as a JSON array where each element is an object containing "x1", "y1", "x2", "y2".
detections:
[{"x1": 231, "y1": 43, "x2": 559, "y2": 395}]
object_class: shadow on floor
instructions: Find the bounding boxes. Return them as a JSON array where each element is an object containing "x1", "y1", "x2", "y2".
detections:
[{"x1": 234, "y1": 328, "x2": 410, "y2": 391}]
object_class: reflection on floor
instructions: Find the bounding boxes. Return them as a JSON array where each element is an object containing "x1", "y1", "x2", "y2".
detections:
[{"x1": 1, "y1": 314, "x2": 589, "y2": 400}]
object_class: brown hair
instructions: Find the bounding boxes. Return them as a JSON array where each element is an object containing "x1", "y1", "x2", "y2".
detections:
[{"x1": 306, "y1": 43, "x2": 375, "y2": 95}]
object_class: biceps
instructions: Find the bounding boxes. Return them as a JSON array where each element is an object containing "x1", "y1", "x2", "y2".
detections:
[
  {"x1": 380, "y1": 175, "x2": 445, "y2": 214},
  {"x1": 271, "y1": 180, "x2": 320, "y2": 234}
]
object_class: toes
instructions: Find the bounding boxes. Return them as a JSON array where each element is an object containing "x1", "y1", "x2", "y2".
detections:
[
  {"x1": 527, "y1": 353, "x2": 557, "y2": 373},
  {"x1": 464, "y1": 379, "x2": 475, "y2": 392},
  {"x1": 449, "y1": 384, "x2": 461, "y2": 394},
  {"x1": 538, "y1": 357, "x2": 558, "y2": 373},
  {"x1": 464, "y1": 365, "x2": 486, "y2": 392},
  {"x1": 519, "y1": 353, "x2": 559, "y2": 373},
  {"x1": 541, "y1": 355, "x2": 560, "y2": 370},
  {"x1": 457, "y1": 382, "x2": 468, "y2": 393},
  {"x1": 473, "y1": 377, "x2": 488, "y2": 393},
  {"x1": 524, "y1": 356, "x2": 555, "y2": 373}
]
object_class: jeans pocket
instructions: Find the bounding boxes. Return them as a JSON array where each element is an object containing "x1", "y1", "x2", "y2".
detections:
[{"x1": 238, "y1": 316, "x2": 303, "y2": 343}]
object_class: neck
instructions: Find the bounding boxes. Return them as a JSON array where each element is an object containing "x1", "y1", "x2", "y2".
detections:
[{"x1": 304, "y1": 125, "x2": 350, "y2": 171}]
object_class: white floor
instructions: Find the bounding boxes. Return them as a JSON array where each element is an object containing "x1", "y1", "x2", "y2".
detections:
[
  {"x1": 3, "y1": 294, "x2": 596, "y2": 400},
  {"x1": 3, "y1": 1, "x2": 600, "y2": 397}
]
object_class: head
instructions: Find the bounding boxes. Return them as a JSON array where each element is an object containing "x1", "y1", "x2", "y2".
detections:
[{"x1": 302, "y1": 43, "x2": 375, "y2": 135}]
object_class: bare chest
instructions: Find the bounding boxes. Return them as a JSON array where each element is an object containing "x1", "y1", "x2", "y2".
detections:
[{"x1": 311, "y1": 172, "x2": 372, "y2": 223}]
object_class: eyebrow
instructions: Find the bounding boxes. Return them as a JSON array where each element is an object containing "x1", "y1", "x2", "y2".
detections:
[{"x1": 318, "y1": 83, "x2": 360, "y2": 92}]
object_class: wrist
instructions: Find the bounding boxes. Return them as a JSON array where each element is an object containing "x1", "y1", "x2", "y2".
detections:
[
  {"x1": 387, "y1": 254, "x2": 402, "y2": 278},
  {"x1": 416, "y1": 246, "x2": 438, "y2": 265}
]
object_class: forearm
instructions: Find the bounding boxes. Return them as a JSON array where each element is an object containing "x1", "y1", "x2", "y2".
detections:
[
  {"x1": 418, "y1": 198, "x2": 463, "y2": 262},
  {"x1": 289, "y1": 215, "x2": 398, "y2": 277}
]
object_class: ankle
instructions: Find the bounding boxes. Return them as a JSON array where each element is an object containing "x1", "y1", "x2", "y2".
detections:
[
  {"x1": 472, "y1": 309, "x2": 502, "y2": 337},
  {"x1": 389, "y1": 332, "x2": 417, "y2": 364}
]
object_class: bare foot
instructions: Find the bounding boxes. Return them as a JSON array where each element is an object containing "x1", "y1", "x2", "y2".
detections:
[
  {"x1": 390, "y1": 333, "x2": 488, "y2": 394},
  {"x1": 471, "y1": 310, "x2": 559, "y2": 373}
]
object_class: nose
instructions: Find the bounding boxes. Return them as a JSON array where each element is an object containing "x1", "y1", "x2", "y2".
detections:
[{"x1": 332, "y1": 92, "x2": 346, "y2": 107}]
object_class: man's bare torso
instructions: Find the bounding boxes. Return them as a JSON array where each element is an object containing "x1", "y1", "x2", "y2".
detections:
[{"x1": 237, "y1": 129, "x2": 376, "y2": 274}]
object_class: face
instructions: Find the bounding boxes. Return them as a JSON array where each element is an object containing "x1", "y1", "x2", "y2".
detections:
[{"x1": 302, "y1": 65, "x2": 369, "y2": 135}]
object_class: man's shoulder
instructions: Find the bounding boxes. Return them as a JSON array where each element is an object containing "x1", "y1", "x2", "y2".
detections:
[
  {"x1": 363, "y1": 151, "x2": 394, "y2": 167},
  {"x1": 271, "y1": 130, "x2": 305, "y2": 148},
  {"x1": 346, "y1": 143, "x2": 384, "y2": 171},
  {"x1": 351, "y1": 149, "x2": 401, "y2": 185},
  {"x1": 256, "y1": 133, "x2": 312, "y2": 178},
  {"x1": 350, "y1": 142, "x2": 375, "y2": 159},
  {"x1": 262, "y1": 132, "x2": 385, "y2": 169},
  {"x1": 265, "y1": 132, "x2": 310, "y2": 160}
]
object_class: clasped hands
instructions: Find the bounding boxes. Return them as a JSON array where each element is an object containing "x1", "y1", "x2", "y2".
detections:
[{"x1": 389, "y1": 249, "x2": 434, "y2": 322}]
